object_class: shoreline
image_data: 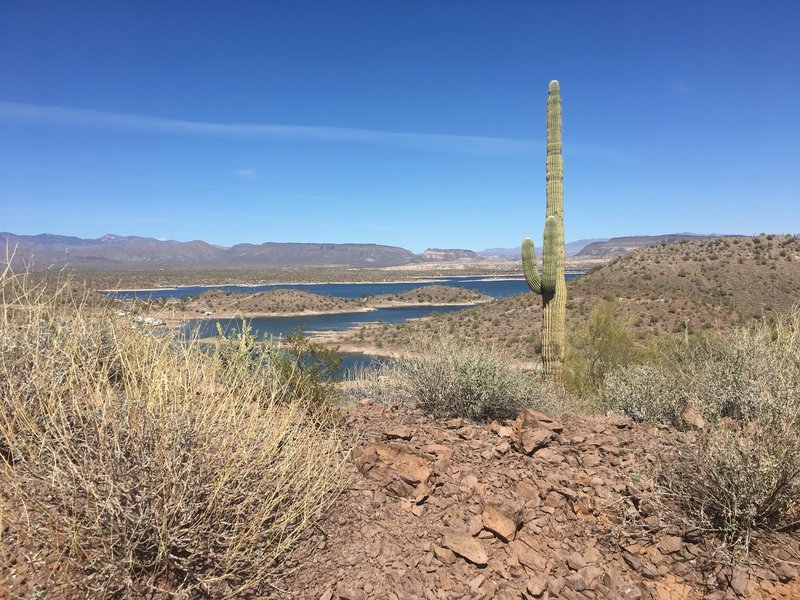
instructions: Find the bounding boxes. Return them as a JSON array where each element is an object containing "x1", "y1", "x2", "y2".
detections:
[
  {"x1": 101, "y1": 277, "x2": 451, "y2": 294},
  {"x1": 156, "y1": 299, "x2": 487, "y2": 327}
]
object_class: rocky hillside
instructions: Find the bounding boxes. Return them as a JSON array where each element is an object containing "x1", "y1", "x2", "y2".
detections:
[
  {"x1": 577, "y1": 234, "x2": 742, "y2": 258},
  {"x1": 264, "y1": 402, "x2": 800, "y2": 599},
  {"x1": 420, "y1": 249, "x2": 481, "y2": 262},
  {"x1": 336, "y1": 235, "x2": 800, "y2": 359}
]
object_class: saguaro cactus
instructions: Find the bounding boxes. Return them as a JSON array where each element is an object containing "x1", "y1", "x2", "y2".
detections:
[{"x1": 522, "y1": 80, "x2": 567, "y2": 374}]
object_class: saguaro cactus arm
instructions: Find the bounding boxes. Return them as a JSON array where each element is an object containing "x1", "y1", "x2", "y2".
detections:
[
  {"x1": 522, "y1": 237, "x2": 541, "y2": 294},
  {"x1": 541, "y1": 215, "x2": 559, "y2": 295}
]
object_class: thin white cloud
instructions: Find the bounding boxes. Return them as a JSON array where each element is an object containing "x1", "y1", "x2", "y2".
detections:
[
  {"x1": 235, "y1": 168, "x2": 258, "y2": 180},
  {"x1": 670, "y1": 81, "x2": 690, "y2": 95},
  {"x1": 0, "y1": 101, "x2": 538, "y2": 155}
]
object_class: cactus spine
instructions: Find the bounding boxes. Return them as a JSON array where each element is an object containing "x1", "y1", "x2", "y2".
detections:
[{"x1": 522, "y1": 80, "x2": 567, "y2": 374}]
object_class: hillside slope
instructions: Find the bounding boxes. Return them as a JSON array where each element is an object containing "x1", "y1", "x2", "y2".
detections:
[
  {"x1": 335, "y1": 235, "x2": 800, "y2": 360},
  {"x1": 577, "y1": 234, "x2": 742, "y2": 258}
]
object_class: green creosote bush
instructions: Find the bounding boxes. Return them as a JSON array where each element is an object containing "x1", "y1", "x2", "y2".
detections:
[
  {"x1": 385, "y1": 336, "x2": 561, "y2": 422},
  {"x1": 600, "y1": 305, "x2": 800, "y2": 557},
  {"x1": 0, "y1": 268, "x2": 347, "y2": 597},
  {"x1": 564, "y1": 299, "x2": 644, "y2": 398}
]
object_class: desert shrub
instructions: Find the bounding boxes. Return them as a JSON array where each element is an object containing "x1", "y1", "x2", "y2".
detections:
[
  {"x1": 599, "y1": 363, "x2": 688, "y2": 423},
  {"x1": 564, "y1": 299, "x2": 643, "y2": 397},
  {"x1": 602, "y1": 305, "x2": 800, "y2": 556},
  {"x1": 0, "y1": 269, "x2": 346, "y2": 597},
  {"x1": 386, "y1": 336, "x2": 557, "y2": 421}
]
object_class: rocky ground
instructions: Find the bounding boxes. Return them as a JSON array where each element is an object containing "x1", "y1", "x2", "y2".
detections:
[
  {"x1": 266, "y1": 402, "x2": 800, "y2": 599},
  {"x1": 4, "y1": 401, "x2": 799, "y2": 599}
]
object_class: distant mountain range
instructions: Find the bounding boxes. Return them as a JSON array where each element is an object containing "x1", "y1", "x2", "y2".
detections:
[
  {"x1": 1, "y1": 232, "x2": 745, "y2": 269},
  {"x1": 478, "y1": 239, "x2": 607, "y2": 260},
  {"x1": 1, "y1": 233, "x2": 417, "y2": 268}
]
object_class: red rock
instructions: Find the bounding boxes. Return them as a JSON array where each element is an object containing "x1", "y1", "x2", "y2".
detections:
[
  {"x1": 548, "y1": 577, "x2": 566, "y2": 595},
  {"x1": 468, "y1": 514, "x2": 483, "y2": 536},
  {"x1": 526, "y1": 575, "x2": 548, "y2": 597},
  {"x1": 681, "y1": 405, "x2": 706, "y2": 429},
  {"x1": 335, "y1": 583, "x2": 365, "y2": 600},
  {"x1": 433, "y1": 546, "x2": 456, "y2": 565},
  {"x1": 442, "y1": 528, "x2": 488, "y2": 566},
  {"x1": 515, "y1": 428, "x2": 554, "y2": 455},
  {"x1": 658, "y1": 535, "x2": 683, "y2": 554},
  {"x1": 730, "y1": 570, "x2": 753, "y2": 597},
  {"x1": 566, "y1": 551, "x2": 587, "y2": 570},
  {"x1": 776, "y1": 560, "x2": 798, "y2": 582},
  {"x1": 482, "y1": 503, "x2": 522, "y2": 542},
  {"x1": 385, "y1": 426, "x2": 413, "y2": 440}
]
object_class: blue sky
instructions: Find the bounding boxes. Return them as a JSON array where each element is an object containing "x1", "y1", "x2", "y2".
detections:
[{"x1": 1, "y1": 1, "x2": 798, "y2": 252}]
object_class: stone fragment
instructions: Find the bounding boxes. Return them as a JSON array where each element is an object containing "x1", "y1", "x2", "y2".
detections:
[
  {"x1": 566, "y1": 551, "x2": 587, "y2": 570},
  {"x1": 565, "y1": 573, "x2": 587, "y2": 591},
  {"x1": 468, "y1": 574, "x2": 485, "y2": 592},
  {"x1": 681, "y1": 405, "x2": 706, "y2": 429},
  {"x1": 433, "y1": 546, "x2": 455, "y2": 565},
  {"x1": 442, "y1": 528, "x2": 488, "y2": 566},
  {"x1": 548, "y1": 577, "x2": 566, "y2": 596},
  {"x1": 516, "y1": 481, "x2": 539, "y2": 501},
  {"x1": 468, "y1": 514, "x2": 483, "y2": 536},
  {"x1": 619, "y1": 583, "x2": 642, "y2": 599},
  {"x1": 335, "y1": 583, "x2": 365, "y2": 600},
  {"x1": 658, "y1": 535, "x2": 683, "y2": 554},
  {"x1": 526, "y1": 575, "x2": 548, "y2": 597},
  {"x1": 516, "y1": 429, "x2": 554, "y2": 455},
  {"x1": 481, "y1": 503, "x2": 522, "y2": 542},
  {"x1": 580, "y1": 565, "x2": 604, "y2": 590},
  {"x1": 775, "y1": 560, "x2": 798, "y2": 582},
  {"x1": 385, "y1": 426, "x2": 413, "y2": 441},
  {"x1": 461, "y1": 474, "x2": 478, "y2": 489},
  {"x1": 354, "y1": 444, "x2": 430, "y2": 486},
  {"x1": 729, "y1": 570, "x2": 753, "y2": 597},
  {"x1": 581, "y1": 452, "x2": 601, "y2": 468}
]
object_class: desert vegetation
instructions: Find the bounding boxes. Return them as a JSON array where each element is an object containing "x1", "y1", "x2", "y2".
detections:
[{"x1": 0, "y1": 268, "x2": 347, "y2": 597}]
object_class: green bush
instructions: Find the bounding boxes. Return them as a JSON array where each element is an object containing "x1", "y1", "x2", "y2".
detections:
[{"x1": 564, "y1": 299, "x2": 642, "y2": 397}]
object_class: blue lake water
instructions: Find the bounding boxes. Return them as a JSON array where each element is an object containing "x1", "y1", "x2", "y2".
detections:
[
  {"x1": 111, "y1": 274, "x2": 581, "y2": 301},
  {"x1": 184, "y1": 304, "x2": 469, "y2": 341}
]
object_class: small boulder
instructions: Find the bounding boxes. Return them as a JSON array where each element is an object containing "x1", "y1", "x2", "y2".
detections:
[
  {"x1": 481, "y1": 502, "x2": 522, "y2": 542},
  {"x1": 442, "y1": 528, "x2": 488, "y2": 566}
]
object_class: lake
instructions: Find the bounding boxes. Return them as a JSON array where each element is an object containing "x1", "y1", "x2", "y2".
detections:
[
  {"x1": 165, "y1": 273, "x2": 582, "y2": 376},
  {"x1": 110, "y1": 274, "x2": 581, "y2": 301},
  {"x1": 184, "y1": 304, "x2": 468, "y2": 341}
]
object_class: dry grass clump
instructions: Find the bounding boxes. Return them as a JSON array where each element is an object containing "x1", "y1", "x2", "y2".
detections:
[
  {"x1": 0, "y1": 268, "x2": 346, "y2": 597},
  {"x1": 365, "y1": 336, "x2": 561, "y2": 422},
  {"x1": 601, "y1": 305, "x2": 800, "y2": 557}
]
